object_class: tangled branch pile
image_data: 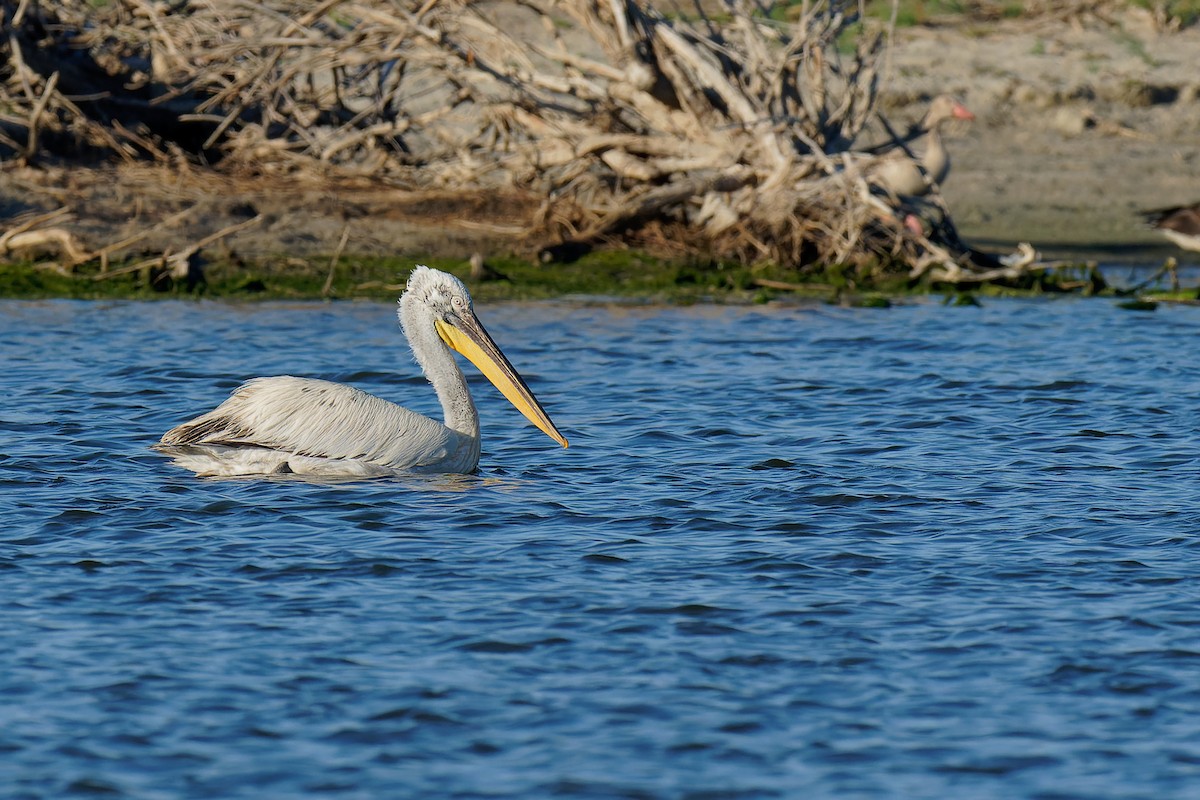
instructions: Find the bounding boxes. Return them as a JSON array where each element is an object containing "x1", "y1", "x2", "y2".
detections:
[{"x1": 1, "y1": 0, "x2": 1008, "y2": 281}]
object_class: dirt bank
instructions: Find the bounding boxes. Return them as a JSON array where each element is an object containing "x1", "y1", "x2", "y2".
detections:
[{"x1": 3, "y1": 8, "x2": 1198, "y2": 270}]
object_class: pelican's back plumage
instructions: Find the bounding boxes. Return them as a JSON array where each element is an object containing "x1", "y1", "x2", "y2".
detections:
[{"x1": 159, "y1": 376, "x2": 476, "y2": 476}]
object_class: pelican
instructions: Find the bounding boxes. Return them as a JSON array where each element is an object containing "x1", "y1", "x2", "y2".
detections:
[{"x1": 157, "y1": 265, "x2": 568, "y2": 477}]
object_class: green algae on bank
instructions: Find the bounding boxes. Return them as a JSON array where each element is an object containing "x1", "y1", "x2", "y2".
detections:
[
  {"x1": 0, "y1": 248, "x2": 1180, "y2": 304},
  {"x1": 0, "y1": 251, "x2": 833, "y2": 303}
]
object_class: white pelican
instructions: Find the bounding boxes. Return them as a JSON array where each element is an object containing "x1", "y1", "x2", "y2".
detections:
[{"x1": 157, "y1": 265, "x2": 568, "y2": 477}]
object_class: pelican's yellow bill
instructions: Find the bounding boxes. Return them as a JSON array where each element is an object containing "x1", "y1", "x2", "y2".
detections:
[{"x1": 436, "y1": 317, "x2": 569, "y2": 448}]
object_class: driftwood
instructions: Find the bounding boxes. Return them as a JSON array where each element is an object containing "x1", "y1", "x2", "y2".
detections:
[
  {"x1": 1, "y1": 228, "x2": 87, "y2": 271},
  {"x1": 0, "y1": 207, "x2": 87, "y2": 271},
  {"x1": 0, "y1": 199, "x2": 263, "y2": 286},
  {"x1": 89, "y1": 213, "x2": 264, "y2": 282},
  {"x1": 1, "y1": 0, "x2": 1041, "y2": 283}
]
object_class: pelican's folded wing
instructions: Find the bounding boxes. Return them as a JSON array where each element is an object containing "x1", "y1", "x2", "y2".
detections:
[{"x1": 159, "y1": 376, "x2": 460, "y2": 470}]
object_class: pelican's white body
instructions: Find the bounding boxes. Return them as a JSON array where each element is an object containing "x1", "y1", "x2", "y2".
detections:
[{"x1": 161, "y1": 376, "x2": 479, "y2": 477}]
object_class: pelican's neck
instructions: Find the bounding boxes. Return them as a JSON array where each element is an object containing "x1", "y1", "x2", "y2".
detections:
[{"x1": 399, "y1": 296, "x2": 480, "y2": 440}]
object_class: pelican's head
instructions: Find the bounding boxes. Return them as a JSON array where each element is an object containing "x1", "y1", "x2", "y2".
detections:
[
  {"x1": 403, "y1": 265, "x2": 568, "y2": 448},
  {"x1": 404, "y1": 264, "x2": 473, "y2": 317}
]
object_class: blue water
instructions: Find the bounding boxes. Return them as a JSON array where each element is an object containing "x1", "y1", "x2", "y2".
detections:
[{"x1": 3, "y1": 295, "x2": 1199, "y2": 799}]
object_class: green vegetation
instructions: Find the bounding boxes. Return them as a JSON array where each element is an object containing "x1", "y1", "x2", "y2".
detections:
[
  {"x1": 1140, "y1": 287, "x2": 1200, "y2": 303},
  {"x1": 861, "y1": 0, "x2": 1200, "y2": 28},
  {"x1": 1113, "y1": 29, "x2": 1158, "y2": 66},
  {"x1": 944, "y1": 292, "x2": 981, "y2": 306},
  {"x1": 2, "y1": 250, "x2": 1186, "y2": 306},
  {"x1": 1130, "y1": 0, "x2": 1200, "y2": 27},
  {"x1": 678, "y1": 0, "x2": 1190, "y2": 29},
  {"x1": 0, "y1": 252, "x2": 831, "y2": 304},
  {"x1": 860, "y1": 0, "x2": 997, "y2": 26}
]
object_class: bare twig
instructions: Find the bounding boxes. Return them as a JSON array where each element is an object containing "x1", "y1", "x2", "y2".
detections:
[
  {"x1": 322, "y1": 221, "x2": 352, "y2": 297},
  {"x1": 22, "y1": 71, "x2": 58, "y2": 161},
  {"x1": 93, "y1": 214, "x2": 264, "y2": 280}
]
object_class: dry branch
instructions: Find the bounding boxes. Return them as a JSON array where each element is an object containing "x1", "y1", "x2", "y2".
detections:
[
  {"x1": 91, "y1": 213, "x2": 264, "y2": 281},
  {"x1": 0, "y1": 227, "x2": 86, "y2": 263},
  {"x1": 0, "y1": 206, "x2": 87, "y2": 264}
]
